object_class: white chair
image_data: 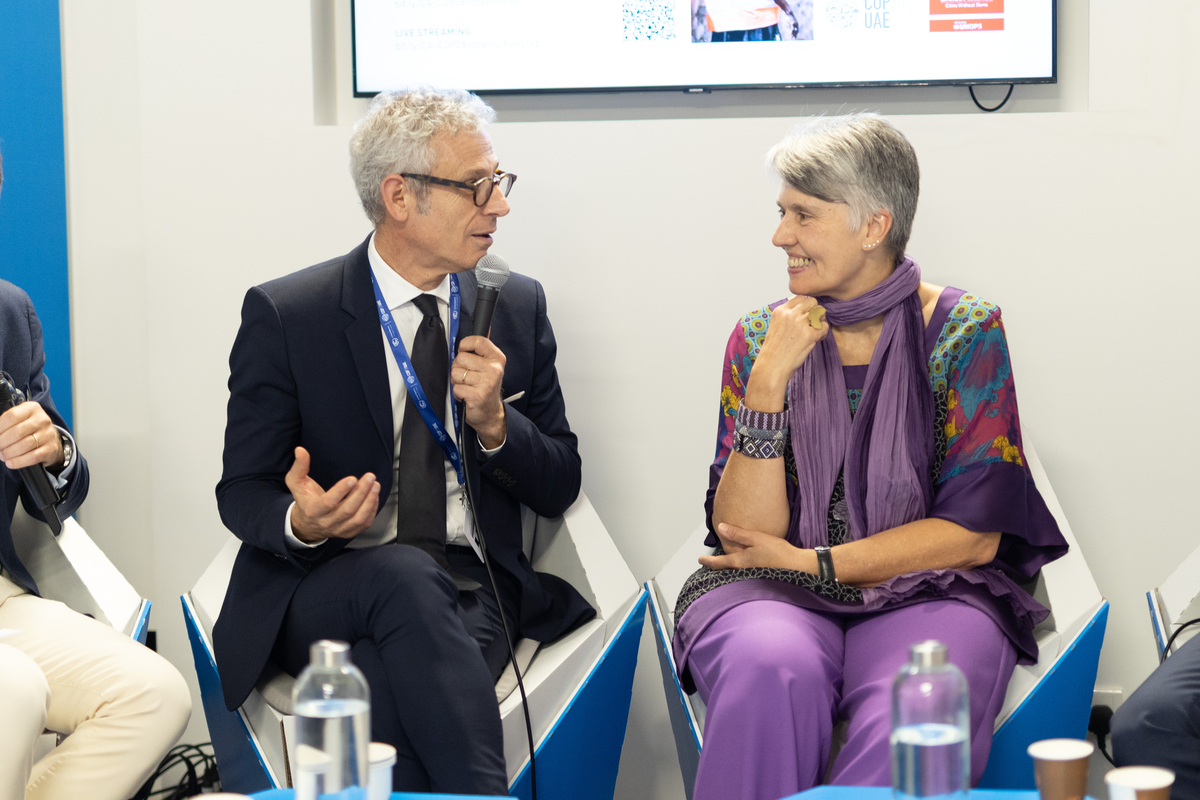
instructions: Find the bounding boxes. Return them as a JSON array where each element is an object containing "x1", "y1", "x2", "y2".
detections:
[
  {"x1": 11, "y1": 502, "x2": 151, "y2": 641},
  {"x1": 647, "y1": 438, "x2": 1108, "y2": 797},
  {"x1": 183, "y1": 490, "x2": 648, "y2": 798},
  {"x1": 1146, "y1": 540, "x2": 1200, "y2": 660}
]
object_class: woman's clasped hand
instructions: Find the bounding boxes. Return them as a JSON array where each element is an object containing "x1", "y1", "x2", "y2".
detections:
[{"x1": 700, "y1": 522, "x2": 812, "y2": 571}]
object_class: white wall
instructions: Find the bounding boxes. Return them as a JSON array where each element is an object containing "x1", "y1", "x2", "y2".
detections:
[{"x1": 57, "y1": 1, "x2": 1195, "y2": 798}]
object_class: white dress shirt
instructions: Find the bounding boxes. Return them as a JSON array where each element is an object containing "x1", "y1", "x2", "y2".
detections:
[{"x1": 285, "y1": 234, "x2": 502, "y2": 555}]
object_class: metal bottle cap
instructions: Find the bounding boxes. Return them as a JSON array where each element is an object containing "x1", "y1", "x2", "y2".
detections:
[
  {"x1": 310, "y1": 639, "x2": 351, "y2": 668},
  {"x1": 909, "y1": 640, "x2": 948, "y2": 667}
]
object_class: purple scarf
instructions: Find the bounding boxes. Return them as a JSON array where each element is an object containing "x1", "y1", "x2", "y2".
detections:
[{"x1": 787, "y1": 257, "x2": 934, "y2": 548}]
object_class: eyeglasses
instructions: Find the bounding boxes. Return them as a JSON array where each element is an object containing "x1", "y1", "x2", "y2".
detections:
[{"x1": 399, "y1": 169, "x2": 517, "y2": 207}]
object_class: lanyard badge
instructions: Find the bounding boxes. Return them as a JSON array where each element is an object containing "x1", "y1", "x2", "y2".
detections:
[{"x1": 369, "y1": 271, "x2": 465, "y2": 486}]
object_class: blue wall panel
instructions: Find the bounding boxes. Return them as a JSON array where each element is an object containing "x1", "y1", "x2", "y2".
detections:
[{"x1": 0, "y1": 0, "x2": 73, "y2": 426}]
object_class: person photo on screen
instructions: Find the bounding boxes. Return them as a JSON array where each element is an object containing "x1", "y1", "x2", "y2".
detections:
[
  {"x1": 692, "y1": 0, "x2": 813, "y2": 42},
  {"x1": 669, "y1": 114, "x2": 1069, "y2": 800}
]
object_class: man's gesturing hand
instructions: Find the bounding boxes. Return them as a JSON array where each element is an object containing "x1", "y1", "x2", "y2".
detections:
[
  {"x1": 452, "y1": 335, "x2": 507, "y2": 449},
  {"x1": 286, "y1": 447, "x2": 380, "y2": 544},
  {"x1": 0, "y1": 401, "x2": 64, "y2": 471}
]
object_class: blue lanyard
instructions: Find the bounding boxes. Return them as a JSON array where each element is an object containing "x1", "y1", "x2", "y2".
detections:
[{"x1": 369, "y1": 271, "x2": 465, "y2": 485}]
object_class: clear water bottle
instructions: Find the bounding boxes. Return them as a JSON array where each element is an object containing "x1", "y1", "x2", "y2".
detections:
[
  {"x1": 891, "y1": 640, "x2": 970, "y2": 800},
  {"x1": 292, "y1": 640, "x2": 371, "y2": 800}
]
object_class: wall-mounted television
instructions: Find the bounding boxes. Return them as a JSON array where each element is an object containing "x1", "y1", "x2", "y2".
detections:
[{"x1": 352, "y1": 0, "x2": 1055, "y2": 96}]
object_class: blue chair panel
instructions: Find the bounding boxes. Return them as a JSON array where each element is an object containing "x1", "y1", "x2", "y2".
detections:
[
  {"x1": 508, "y1": 590, "x2": 648, "y2": 800},
  {"x1": 978, "y1": 602, "x2": 1109, "y2": 790},
  {"x1": 182, "y1": 596, "x2": 276, "y2": 794},
  {"x1": 132, "y1": 600, "x2": 152, "y2": 645}
]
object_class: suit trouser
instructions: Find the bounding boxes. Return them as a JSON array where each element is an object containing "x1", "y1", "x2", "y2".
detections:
[
  {"x1": 272, "y1": 544, "x2": 516, "y2": 796},
  {"x1": 0, "y1": 574, "x2": 191, "y2": 800},
  {"x1": 1112, "y1": 632, "x2": 1200, "y2": 799}
]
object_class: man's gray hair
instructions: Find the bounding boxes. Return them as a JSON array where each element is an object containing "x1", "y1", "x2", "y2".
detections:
[
  {"x1": 767, "y1": 113, "x2": 920, "y2": 260},
  {"x1": 349, "y1": 87, "x2": 497, "y2": 224}
]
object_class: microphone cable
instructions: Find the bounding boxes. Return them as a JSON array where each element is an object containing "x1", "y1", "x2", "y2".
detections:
[
  {"x1": 458, "y1": 401, "x2": 538, "y2": 800},
  {"x1": 1161, "y1": 617, "x2": 1200, "y2": 664}
]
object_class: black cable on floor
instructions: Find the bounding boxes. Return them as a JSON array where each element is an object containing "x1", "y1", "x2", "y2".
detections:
[
  {"x1": 129, "y1": 743, "x2": 219, "y2": 800},
  {"x1": 1089, "y1": 705, "x2": 1116, "y2": 766}
]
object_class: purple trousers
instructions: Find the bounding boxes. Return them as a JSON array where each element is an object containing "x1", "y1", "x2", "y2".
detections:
[{"x1": 687, "y1": 598, "x2": 1017, "y2": 800}]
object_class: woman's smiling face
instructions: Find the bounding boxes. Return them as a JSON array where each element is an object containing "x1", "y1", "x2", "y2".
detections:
[{"x1": 771, "y1": 183, "x2": 891, "y2": 301}]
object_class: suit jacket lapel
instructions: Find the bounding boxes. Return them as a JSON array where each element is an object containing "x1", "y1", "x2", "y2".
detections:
[{"x1": 342, "y1": 237, "x2": 394, "y2": 455}]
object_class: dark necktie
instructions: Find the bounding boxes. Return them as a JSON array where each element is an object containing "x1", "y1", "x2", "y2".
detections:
[{"x1": 395, "y1": 293, "x2": 451, "y2": 571}]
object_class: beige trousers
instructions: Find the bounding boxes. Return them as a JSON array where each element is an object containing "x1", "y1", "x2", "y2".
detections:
[{"x1": 0, "y1": 574, "x2": 191, "y2": 800}]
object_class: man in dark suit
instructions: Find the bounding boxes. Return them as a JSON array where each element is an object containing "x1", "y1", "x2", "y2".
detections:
[
  {"x1": 1112, "y1": 632, "x2": 1200, "y2": 798},
  {"x1": 0, "y1": 154, "x2": 189, "y2": 799},
  {"x1": 214, "y1": 88, "x2": 593, "y2": 794}
]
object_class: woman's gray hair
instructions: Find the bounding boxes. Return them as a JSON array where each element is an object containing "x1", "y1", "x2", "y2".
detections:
[
  {"x1": 767, "y1": 113, "x2": 920, "y2": 260},
  {"x1": 350, "y1": 87, "x2": 497, "y2": 224}
]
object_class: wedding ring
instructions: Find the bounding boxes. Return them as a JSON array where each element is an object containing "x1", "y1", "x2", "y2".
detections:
[{"x1": 31, "y1": 432, "x2": 39, "y2": 448}]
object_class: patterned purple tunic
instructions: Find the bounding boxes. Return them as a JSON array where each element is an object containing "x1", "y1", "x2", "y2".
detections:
[{"x1": 673, "y1": 287, "x2": 1069, "y2": 690}]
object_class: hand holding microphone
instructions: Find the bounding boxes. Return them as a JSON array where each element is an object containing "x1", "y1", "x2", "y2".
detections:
[
  {"x1": 0, "y1": 374, "x2": 62, "y2": 535},
  {"x1": 453, "y1": 254, "x2": 511, "y2": 449}
]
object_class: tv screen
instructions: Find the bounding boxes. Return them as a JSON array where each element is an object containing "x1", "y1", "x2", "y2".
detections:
[{"x1": 352, "y1": 0, "x2": 1054, "y2": 95}]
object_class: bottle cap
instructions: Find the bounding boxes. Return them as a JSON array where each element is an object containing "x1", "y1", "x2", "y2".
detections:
[
  {"x1": 310, "y1": 640, "x2": 351, "y2": 668},
  {"x1": 909, "y1": 640, "x2": 947, "y2": 667}
]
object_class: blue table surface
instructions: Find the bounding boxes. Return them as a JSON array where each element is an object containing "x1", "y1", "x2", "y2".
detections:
[
  {"x1": 781, "y1": 790, "x2": 1096, "y2": 800},
  {"x1": 251, "y1": 791, "x2": 500, "y2": 799},
  {"x1": 252, "y1": 790, "x2": 1096, "y2": 800}
]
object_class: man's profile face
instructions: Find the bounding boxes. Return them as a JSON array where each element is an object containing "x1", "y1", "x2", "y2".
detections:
[{"x1": 403, "y1": 129, "x2": 510, "y2": 277}]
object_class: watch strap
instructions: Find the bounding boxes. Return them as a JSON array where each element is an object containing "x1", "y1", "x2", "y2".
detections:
[{"x1": 814, "y1": 545, "x2": 836, "y2": 583}]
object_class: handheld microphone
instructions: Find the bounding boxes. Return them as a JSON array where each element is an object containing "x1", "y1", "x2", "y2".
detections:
[
  {"x1": 472, "y1": 254, "x2": 511, "y2": 338},
  {"x1": 0, "y1": 378, "x2": 62, "y2": 536},
  {"x1": 461, "y1": 255, "x2": 536, "y2": 797}
]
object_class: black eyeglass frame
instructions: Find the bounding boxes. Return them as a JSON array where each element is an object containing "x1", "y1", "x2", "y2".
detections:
[{"x1": 399, "y1": 170, "x2": 517, "y2": 207}]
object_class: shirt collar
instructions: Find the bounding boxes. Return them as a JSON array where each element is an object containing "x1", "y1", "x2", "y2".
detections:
[{"x1": 367, "y1": 232, "x2": 451, "y2": 311}]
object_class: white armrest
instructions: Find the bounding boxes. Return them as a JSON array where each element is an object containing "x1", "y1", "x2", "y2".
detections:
[{"x1": 11, "y1": 504, "x2": 143, "y2": 636}]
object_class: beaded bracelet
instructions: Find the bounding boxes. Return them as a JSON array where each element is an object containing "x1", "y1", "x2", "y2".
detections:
[{"x1": 732, "y1": 402, "x2": 789, "y2": 459}]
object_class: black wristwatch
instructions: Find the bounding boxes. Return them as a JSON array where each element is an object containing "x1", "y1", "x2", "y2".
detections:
[
  {"x1": 814, "y1": 545, "x2": 837, "y2": 583},
  {"x1": 51, "y1": 430, "x2": 73, "y2": 475}
]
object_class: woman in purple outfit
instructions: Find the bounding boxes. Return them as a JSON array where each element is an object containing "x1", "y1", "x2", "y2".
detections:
[{"x1": 672, "y1": 114, "x2": 1068, "y2": 800}]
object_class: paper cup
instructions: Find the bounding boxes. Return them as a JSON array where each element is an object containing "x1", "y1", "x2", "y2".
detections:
[
  {"x1": 368, "y1": 742, "x2": 397, "y2": 800},
  {"x1": 1027, "y1": 738, "x2": 1094, "y2": 800},
  {"x1": 1106, "y1": 766, "x2": 1175, "y2": 800}
]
